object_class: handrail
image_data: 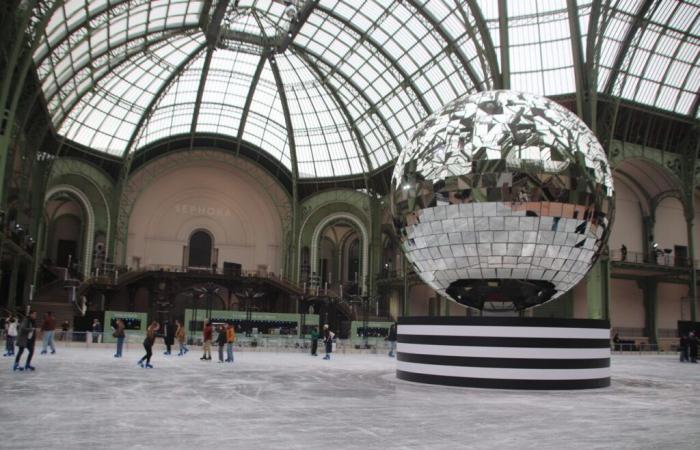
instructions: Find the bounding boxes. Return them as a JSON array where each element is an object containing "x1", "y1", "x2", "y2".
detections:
[{"x1": 610, "y1": 249, "x2": 699, "y2": 267}]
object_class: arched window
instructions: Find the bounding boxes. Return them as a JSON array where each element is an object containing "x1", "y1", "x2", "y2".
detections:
[{"x1": 188, "y1": 230, "x2": 212, "y2": 268}]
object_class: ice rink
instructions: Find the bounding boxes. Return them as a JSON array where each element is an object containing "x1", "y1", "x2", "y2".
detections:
[{"x1": 1, "y1": 345, "x2": 699, "y2": 449}]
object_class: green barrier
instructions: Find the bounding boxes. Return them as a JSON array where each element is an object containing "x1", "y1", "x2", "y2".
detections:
[
  {"x1": 103, "y1": 311, "x2": 148, "y2": 343},
  {"x1": 350, "y1": 320, "x2": 395, "y2": 345},
  {"x1": 184, "y1": 309, "x2": 320, "y2": 341}
]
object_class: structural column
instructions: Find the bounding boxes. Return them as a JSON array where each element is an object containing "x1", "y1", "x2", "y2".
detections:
[
  {"x1": 685, "y1": 213, "x2": 697, "y2": 321},
  {"x1": 586, "y1": 257, "x2": 610, "y2": 320},
  {"x1": 6, "y1": 257, "x2": 20, "y2": 312},
  {"x1": 639, "y1": 278, "x2": 658, "y2": 346}
]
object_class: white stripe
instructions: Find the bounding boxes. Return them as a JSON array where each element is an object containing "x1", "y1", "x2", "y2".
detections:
[
  {"x1": 397, "y1": 343, "x2": 610, "y2": 359},
  {"x1": 399, "y1": 325, "x2": 609, "y2": 339},
  {"x1": 397, "y1": 361, "x2": 610, "y2": 380}
]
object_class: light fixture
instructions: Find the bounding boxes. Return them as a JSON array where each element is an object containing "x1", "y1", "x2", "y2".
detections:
[{"x1": 284, "y1": 3, "x2": 298, "y2": 21}]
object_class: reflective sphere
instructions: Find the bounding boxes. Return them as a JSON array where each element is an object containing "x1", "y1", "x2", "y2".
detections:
[{"x1": 391, "y1": 90, "x2": 614, "y2": 311}]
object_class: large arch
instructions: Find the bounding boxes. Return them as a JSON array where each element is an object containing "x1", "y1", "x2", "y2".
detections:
[
  {"x1": 309, "y1": 212, "x2": 369, "y2": 296},
  {"x1": 44, "y1": 184, "x2": 95, "y2": 278}
]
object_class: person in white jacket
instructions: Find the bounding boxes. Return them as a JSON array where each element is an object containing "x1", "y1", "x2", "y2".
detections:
[{"x1": 3, "y1": 316, "x2": 17, "y2": 357}]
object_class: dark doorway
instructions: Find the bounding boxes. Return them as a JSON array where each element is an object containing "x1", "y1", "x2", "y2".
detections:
[
  {"x1": 56, "y1": 240, "x2": 78, "y2": 267},
  {"x1": 188, "y1": 231, "x2": 212, "y2": 268},
  {"x1": 675, "y1": 245, "x2": 688, "y2": 267}
]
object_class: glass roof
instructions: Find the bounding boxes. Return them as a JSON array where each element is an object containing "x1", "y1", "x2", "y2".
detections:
[{"x1": 32, "y1": 0, "x2": 700, "y2": 179}]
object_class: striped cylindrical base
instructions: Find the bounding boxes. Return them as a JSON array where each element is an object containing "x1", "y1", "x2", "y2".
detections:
[{"x1": 397, "y1": 316, "x2": 610, "y2": 390}]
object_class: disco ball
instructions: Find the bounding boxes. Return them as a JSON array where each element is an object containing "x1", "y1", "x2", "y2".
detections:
[{"x1": 390, "y1": 90, "x2": 614, "y2": 311}]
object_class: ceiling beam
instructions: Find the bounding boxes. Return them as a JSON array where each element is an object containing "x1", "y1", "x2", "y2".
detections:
[
  {"x1": 269, "y1": 55, "x2": 298, "y2": 182},
  {"x1": 497, "y1": 0, "x2": 510, "y2": 89},
  {"x1": 189, "y1": 46, "x2": 214, "y2": 148},
  {"x1": 235, "y1": 50, "x2": 269, "y2": 155}
]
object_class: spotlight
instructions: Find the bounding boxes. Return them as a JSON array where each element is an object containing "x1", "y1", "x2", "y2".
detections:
[{"x1": 402, "y1": 183, "x2": 411, "y2": 190}]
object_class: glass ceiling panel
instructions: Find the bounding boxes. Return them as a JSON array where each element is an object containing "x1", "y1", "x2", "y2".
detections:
[
  {"x1": 611, "y1": 0, "x2": 700, "y2": 115},
  {"x1": 59, "y1": 34, "x2": 203, "y2": 155},
  {"x1": 277, "y1": 52, "x2": 366, "y2": 178},
  {"x1": 507, "y1": 0, "x2": 577, "y2": 96},
  {"x1": 30, "y1": 0, "x2": 700, "y2": 181}
]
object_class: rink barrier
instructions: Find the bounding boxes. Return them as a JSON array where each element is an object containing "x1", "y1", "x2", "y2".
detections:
[
  {"x1": 0, "y1": 332, "x2": 393, "y2": 354},
  {"x1": 396, "y1": 316, "x2": 611, "y2": 390}
]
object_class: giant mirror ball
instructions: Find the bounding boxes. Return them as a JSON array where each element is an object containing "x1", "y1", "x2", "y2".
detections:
[{"x1": 390, "y1": 90, "x2": 614, "y2": 311}]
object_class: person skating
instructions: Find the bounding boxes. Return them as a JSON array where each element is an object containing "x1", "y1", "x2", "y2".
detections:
[
  {"x1": 4, "y1": 316, "x2": 17, "y2": 356},
  {"x1": 225, "y1": 322, "x2": 235, "y2": 362},
  {"x1": 113, "y1": 319, "x2": 125, "y2": 358},
  {"x1": 322, "y1": 324, "x2": 334, "y2": 360},
  {"x1": 162, "y1": 320, "x2": 175, "y2": 355},
  {"x1": 40, "y1": 311, "x2": 56, "y2": 355},
  {"x1": 216, "y1": 325, "x2": 226, "y2": 363},
  {"x1": 386, "y1": 322, "x2": 397, "y2": 357},
  {"x1": 175, "y1": 320, "x2": 188, "y2": 356},
  {"x1": 137, "y1": 321, "x2": 159, "y2": 368},
  {"x1": 201, "y1": 320, "x2": 213, "y2": 361},
  {"x1": 91, "y1": 318, "x2": 102, "y2": 343},
  {"x1": 14, "y1": 311, "x2": 37, "y2": 371},
  {"x1": 680, "y1": 334, "x2": 689, "y2": 362},
  {"x1": 688, "y1": 331, "x2": 699, "y2": 363},
  {"x1": 309, "y1": 326, "x2": 319, "y2": 356}
]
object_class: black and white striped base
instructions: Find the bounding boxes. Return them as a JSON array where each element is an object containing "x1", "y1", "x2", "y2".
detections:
[{"x1": 397, "y1": 316, "x2": 610, "y2": 390}]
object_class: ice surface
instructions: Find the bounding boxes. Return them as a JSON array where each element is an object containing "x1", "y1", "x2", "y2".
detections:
[{"x1": 1, "y1": 345, "x2": 699, "y2": 449}]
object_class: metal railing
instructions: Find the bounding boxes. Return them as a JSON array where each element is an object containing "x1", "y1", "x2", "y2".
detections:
[
  {"x1": 1, "y1": 332, "x2": 393, "y2": 354},
  {"x1": 609, "y1": 249, "x2": 698, "y2": 267}
]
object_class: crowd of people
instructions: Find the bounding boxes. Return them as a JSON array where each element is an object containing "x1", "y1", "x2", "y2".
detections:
[{"x1": 2, "y1": 311, "x2": 400, "y2": 371}]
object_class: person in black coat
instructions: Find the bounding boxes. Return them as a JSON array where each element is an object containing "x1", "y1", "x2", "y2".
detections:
[
  {"x1": 679, "y1": 334, "x2": 689, "y2": 362},
  {"x1": 688, "y1": 332, "x2": 699, "y2": 363},
  {"x1": 216, "y1": 325, "x2": 226, "y2": 363},
  {"x1": 162, "y1": 320, "x2": 175, "y2": 355},
  {"x1": 386, "y1": 322, "x2": 397, "y2": 358},
  {"x1": 14, "y1": 311, "x2": 37, "y2": 372}
]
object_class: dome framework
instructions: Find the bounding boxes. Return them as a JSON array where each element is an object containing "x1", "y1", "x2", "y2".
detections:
[{"x1": 21, "y1": 0, "x2": 700, "y2": 182}]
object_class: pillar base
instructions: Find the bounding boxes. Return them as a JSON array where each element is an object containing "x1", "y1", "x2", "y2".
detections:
[{"x1": 396, "y1": 316, "x2": 610, "y2": 390}]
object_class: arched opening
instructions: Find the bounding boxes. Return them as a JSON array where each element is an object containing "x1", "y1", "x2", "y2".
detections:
[
  {"x1": 188, "y1": 230, "x2": 213, "y2": 268},
  {"x1": 52, "y1": 214, "x2": 82, "y2": 269}
]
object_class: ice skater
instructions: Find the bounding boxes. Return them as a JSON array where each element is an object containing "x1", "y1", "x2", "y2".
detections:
[
  {"x1": 688, "y1": 331, "x2": 698, "y2": 363},
  {"x1": 216, "y1": 325, "x2": 226, "y2": 363},
  {"x1": 175, "y1": 320, "x2": 188, "y2": 355},
  {"x1": 679, "y1": 333, "x2": 689, "y2": 362},
  {"x1": 386, "y1": 322, "x2": 397, "y2": 357},
  {"x1": 4, "y1": 316, "x2": 17, "y2": 356},
  {"x1": 225, "y1": 321, "x2": 235, "y2": 363},
  {"x1": 162, "y1": 320, "x2": 175, "y2": 355},
  {"x1": 113, "y1": 319, "x2": 125, "y2": 358},
  {"x1": 309, "y1": 326, "x2": 319, "y2": 356},
  {"x1": 137, "y1": 321, "x2": 159, "y2": 368},
  {"x1": 40, "y1": 311, "x2": 56, "y2": 355},
  {"x1": 322, "y1": 324, "x2": 334, "y2": 360},
  {"x1": 13, "y1": 311, "x2": 37, "y2": 371},
  {"x1": 200, "y1": 320, "x2": 213, "y2": 361}
]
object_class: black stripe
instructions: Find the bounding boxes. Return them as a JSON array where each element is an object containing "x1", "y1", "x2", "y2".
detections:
[
  {"x1": 397, "y1": 352, "x2": 610, "y2": 369},
  {"x1": 396, "y1": 370, "x2": 611, "y2": 390},
  {"x1": 398, "y1": 334, "x2": 611, "y2": 348},
  {"x1": 398, "y1": 316, "x2": 610, "y2": 329}
]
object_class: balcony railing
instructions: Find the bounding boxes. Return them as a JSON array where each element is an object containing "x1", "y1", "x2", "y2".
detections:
[{"x1": 609, "y1": 249, "x2": 698, "y2": 268}]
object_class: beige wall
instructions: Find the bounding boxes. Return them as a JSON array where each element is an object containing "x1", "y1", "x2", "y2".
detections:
[
  {"x1": 126, "y1": 162, "x2": 284, "y2": 274},
  {"x1": 610, "y1": 279, "x2": 644, "y2": 330},
  {"x1": 609, "y1": 177, "x2": 644, "y2": 253},
  {"x1": 654, "y1": 196, "x2": 687, "y2": 255},
  {"x1": 657, "y1": 283, "x2": 688, "y2": 331}
]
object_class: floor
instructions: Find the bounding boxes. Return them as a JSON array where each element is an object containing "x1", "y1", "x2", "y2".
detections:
[{"x1": 1, "y1": 345, "x2": 698, "y2": 450}]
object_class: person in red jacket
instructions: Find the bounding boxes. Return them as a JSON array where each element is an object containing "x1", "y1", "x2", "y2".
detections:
[{"x1": 201, "y1": 320, "x2": 213, "y2": 361}]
